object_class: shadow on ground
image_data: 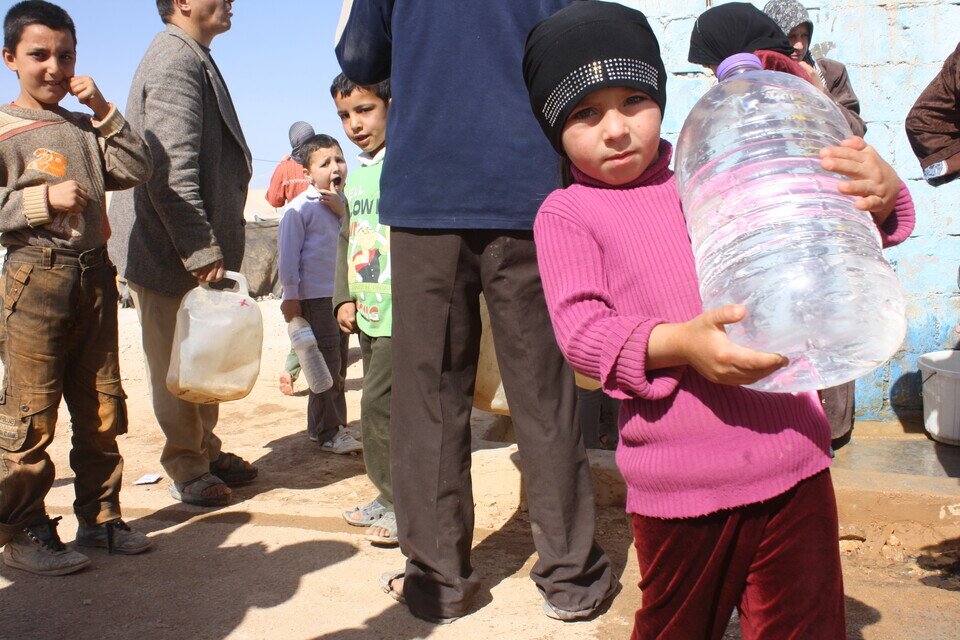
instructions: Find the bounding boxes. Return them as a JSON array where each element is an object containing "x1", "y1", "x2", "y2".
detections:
[
  {"x1": 225, "y1": 346, "x2": 368, "y2": 500},
  {"x1": 723, "y1": 595, "x2": 881, "y2": 639},
  {"x1": 917, "y1": 537, "x2": 960, "y2": 592},
  {"x1": 313, "y1": 505, "x2": 635, "y2": 639},
  {"x1": 0, "y1": 507, "x2": 357, "y2": 639},
  {"x1": 228, "y1": 430, "x2": 367, "y2": 502}
]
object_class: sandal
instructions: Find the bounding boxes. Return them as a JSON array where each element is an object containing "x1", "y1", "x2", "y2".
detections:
[
  {"x1": 342, "y1": 498, "x2": 387, "y2": 527},
  {"x1": 169, "y1": 473, "x2": 231, "y2": 507},
  {"x1": 365, "y1": 511, "x2": 398, "y2": 546},
  {"x1": 379, "y1": 567, "x2": 460, "y2": 624},
  {"x1": 210, "y1": 452, "x2": 258, "y2": 486},
  {"x1": 379, "y1": 567, "x2": 406, "y2": 603}
]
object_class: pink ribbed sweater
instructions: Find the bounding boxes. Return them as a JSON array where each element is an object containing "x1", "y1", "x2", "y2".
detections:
[{"x1": 534, "y1": 140, "x2": 916, "y2": 518}]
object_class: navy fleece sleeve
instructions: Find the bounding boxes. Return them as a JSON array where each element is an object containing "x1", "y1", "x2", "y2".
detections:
[{"x1": 335, "y1": 0, "x2": 394, "y2": 85}]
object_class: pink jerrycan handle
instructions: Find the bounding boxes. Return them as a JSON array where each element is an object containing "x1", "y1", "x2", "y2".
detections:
[{"x1": 199, "y1": 270, "x2": 250, "y2": 296}]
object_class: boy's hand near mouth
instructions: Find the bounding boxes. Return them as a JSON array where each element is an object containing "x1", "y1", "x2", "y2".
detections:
[
  {"x1": 67, "y1": 75, "x2": 111, "y2": 120},
  {"x1": 319, "y1": 175, "x2": 346, "y2": 217}
]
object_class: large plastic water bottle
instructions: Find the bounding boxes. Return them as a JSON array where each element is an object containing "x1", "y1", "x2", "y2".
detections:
[
  {"x1": 674, "y1": 53, "x2": 906, "y2": 393},
  {"x1": 287, "y1": 317, "x2": 333, "y2": 393},
  {"x1": 166, "y1": 271, "x2": 263, "y2": 403}
]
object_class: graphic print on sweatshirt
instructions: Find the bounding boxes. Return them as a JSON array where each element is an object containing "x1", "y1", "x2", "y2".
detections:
[
  {"x1": 27, "y1": 147, "x2": 66, "y2": 177},
  {"x1": 348, "y1": 218, "x2": 389, "y2": 322},
  {"x1": 344, "y1": 161, "x2": 392, "y2": 337},
  {"x1": 26, "y1": 146, "x2": 84, "y2": 238}
]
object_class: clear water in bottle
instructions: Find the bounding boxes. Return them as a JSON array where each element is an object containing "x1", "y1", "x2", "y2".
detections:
[
  {"x1": 287, "y1": 316, "x2": 333, "y2": 394},
  {"x1": 674, "y1": 54, "x2": 906, "y2": 393}
]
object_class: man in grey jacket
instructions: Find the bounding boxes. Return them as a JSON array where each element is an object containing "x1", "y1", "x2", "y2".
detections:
[{"x1": 109, "y1": 0, "x2": 256, "y2": 506}]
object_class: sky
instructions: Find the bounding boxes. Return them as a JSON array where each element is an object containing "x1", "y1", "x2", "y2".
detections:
[{"x1": 0, "y1": 1, "x2": 351, "y2": 189}]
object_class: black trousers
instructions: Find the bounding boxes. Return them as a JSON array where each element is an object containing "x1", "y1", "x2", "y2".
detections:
[
  {"x1": 302, "y1": 297, "x2": 347, "y2": 444},
  {"x1": 390, "y1": 228, "x2": 616, "y2": 619}
]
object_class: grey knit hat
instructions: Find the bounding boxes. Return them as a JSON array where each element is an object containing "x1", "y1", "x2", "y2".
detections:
[
  {"x1": 762, "y1": 0, "x2": 813, "y2": 40},
  {"x1": 288, "y1": 121, "x2": 315, "y2": 151}
]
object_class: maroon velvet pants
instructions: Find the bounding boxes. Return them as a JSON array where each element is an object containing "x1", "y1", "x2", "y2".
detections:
[{"x1": 631, "y1": 470, "x2": 845, "y2": 640}]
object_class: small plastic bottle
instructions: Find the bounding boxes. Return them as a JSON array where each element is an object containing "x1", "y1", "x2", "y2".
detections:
[{"x1": 287, "y1": 317, "x2": 333, "y2": 393}]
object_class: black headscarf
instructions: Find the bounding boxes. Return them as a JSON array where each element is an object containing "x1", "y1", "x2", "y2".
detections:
[
  {"x1": 688, "y1": 2, "x2": 794, "y2": 67},
  {"x1": 523, "y1": 0, "x2": 667, "y2": 155}
]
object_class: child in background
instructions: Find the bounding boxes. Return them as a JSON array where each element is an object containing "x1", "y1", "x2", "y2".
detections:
[
  {"x1": 270, "y1": 121, "x2": 315, "y2": 396},
  {"x1": 330, "y1": 74, "x2": 396, "y2": 545},
  {"x1": 266, "y1": 121, "x2": 315, "y2": 209},
  {"x1": 0, "y1": 0, "x2": 153, "y2": 575},
  {"x1": 278, "y1": 134, "x2": 360, "y2": 454},
  {"x1": 523, "y1": 3, "x2": 914, "y2": 638},
  {"x1": 762, "y1": 0, "x2": 867, "y2": 137}
]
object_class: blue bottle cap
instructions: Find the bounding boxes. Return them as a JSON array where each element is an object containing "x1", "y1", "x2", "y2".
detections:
[{"x1": 717, "y1": 53, "x2": 763, "y2": 81}]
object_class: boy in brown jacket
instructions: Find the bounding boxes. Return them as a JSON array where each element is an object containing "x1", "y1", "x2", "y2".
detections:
[{"x1": 0, "y1": 0, "x2": 152, "y2": 576}]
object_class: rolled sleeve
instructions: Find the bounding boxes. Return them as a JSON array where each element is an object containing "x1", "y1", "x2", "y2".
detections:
[
  {"x1": 603, "y1": 318, "x2": 685, "y2": 401},
  {"x1": 878, "y1": 181, "x2": 916, "y2": 248},
  {"x1": 21, "y1": 185, "x2": 51, "y2": 228}
]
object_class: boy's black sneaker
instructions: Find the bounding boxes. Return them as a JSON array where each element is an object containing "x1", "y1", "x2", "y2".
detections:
[
  {"x1": 2, "y1": 516, "x2": 91, "y2": 576},
  {"x1": 76, "y1": 519, "x2": 152, "y2": 555}
]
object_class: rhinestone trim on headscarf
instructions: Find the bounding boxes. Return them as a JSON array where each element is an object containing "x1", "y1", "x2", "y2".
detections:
[{"x1": 542, "y1": 58, "x2": 660, "y2": 126}]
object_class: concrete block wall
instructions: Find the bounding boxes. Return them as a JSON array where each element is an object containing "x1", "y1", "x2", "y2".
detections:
[{"x1": 610, "y1": 0, "x2": 960, "y2": 420}]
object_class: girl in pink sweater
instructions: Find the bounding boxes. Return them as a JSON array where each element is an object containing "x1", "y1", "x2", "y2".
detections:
[{"x1": 523, "y1": 4, "x2": 914, "y2": 639}]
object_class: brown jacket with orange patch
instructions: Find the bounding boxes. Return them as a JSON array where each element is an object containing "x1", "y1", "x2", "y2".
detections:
[{"x1": 0, "y1": 103, "x2": 151, "y2": 251}]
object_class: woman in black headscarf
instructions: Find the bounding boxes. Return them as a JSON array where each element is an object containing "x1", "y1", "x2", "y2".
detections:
[{"x1": 688, "y1": 2, "x2": 819, "y2": 83}]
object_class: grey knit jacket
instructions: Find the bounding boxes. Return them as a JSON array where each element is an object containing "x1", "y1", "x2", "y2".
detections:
[{"x1": 108, "y1": 24, "x2": 251, "y2": 297}]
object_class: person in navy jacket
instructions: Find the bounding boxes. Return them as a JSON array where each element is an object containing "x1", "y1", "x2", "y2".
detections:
[{"x1": 336, "y1": 0, "x2": 617, "y2": 623}]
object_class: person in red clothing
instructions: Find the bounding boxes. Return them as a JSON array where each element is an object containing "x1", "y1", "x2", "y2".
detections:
[
  {"x1": 265, "y1": 121, "x2": 314, "y2": 209},
  {"x1": 523, "y1": 3, "x2": 913, "y2": 638}
]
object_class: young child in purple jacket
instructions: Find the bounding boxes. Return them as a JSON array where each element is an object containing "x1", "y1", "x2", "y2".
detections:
[{"x1": 278, "y1": 134, "x2": 360, "y2": 454}]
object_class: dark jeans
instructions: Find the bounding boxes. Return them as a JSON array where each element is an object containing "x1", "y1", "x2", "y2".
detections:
[
  {"x1": 360, "y1": 331, "x2": 392, "y2": 508},
  {"x1": 0, "y1": 246, "x2": 128, "y2": 545},
  {"x1": 390, "y1": 228, "x2": 616, "y2": 619},
  {"x1": 630, "y1": 470, "x2": 845, "y2": 640},
  {"x1": 302, "y1": 297, "x2": 347, "y2": 444}
]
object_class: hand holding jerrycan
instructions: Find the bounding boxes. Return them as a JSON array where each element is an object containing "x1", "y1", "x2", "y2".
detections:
[
  {"x1": 674, "y1": 54, "x2": 906, "y2": 393},
  {"x1": 166, "y1": 271, "x2": 264, "y2": 403}
]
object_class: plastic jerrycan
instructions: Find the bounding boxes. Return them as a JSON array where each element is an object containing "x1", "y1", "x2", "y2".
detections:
[
  {"x1": 674, "y1": 53, "x2": 906, "y2": 393},
  {"x1": 473, "y1": 294, "x2": 602, "y2": 417},
  {"x1": 166, "y1": 270, "x2": 264, "y2": 403}
]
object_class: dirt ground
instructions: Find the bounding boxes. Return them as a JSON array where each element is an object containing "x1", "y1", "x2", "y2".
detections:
[{"x1": 1, "y1": 300, "x2": 958, "y2": 639}]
